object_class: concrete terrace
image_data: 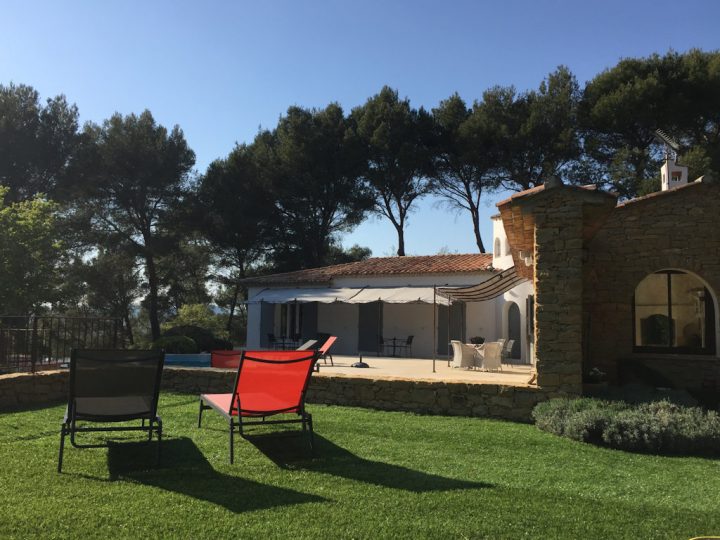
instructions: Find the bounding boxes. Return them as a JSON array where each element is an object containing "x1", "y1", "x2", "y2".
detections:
[{"x1": 314, "y1": 354, "x2": 535, "y2": 386}]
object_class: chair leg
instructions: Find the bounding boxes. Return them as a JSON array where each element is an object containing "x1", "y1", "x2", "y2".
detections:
[
  {"x1": 328, "y1": 353, "x2": 333, "y2": 366},
  {"x1": 229, "y1": 418, "x2": 235, "y2": 464},
  {"x1": 306, "y1": 413, "x2": 314, "y2": 451},
  {"x1": 58, "y1": 424, "x2": 67, "y2": 473},
  {"x1": 197, "y1": 399, "x2": 204, "y2": 428},
  {"x1": 156, "y1": 417, "x2": 162, "y2": 465}
]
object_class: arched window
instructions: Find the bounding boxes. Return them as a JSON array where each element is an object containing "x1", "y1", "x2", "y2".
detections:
[
  {"x1": 504, "y1": 239, "x2": 511, "y2": 256},
  {"x1": 634, "y1": 270, "x2": 716, "y2": 354},
  {"x1": 494, "y1": 238, "x2": 501, "y2": 257}
]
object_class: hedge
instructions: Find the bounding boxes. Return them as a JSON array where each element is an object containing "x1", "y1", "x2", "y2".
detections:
[{"x1": 532, "y1": 398, "x2": 720, "y2": 457}]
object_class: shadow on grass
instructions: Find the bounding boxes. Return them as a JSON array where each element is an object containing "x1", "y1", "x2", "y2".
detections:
[
  {"x1": 246, "y1": 432, "x2": 492, "y2": 493},
  {"x1": 106, "y1": 437, "x2": 325, "y2": 513}
]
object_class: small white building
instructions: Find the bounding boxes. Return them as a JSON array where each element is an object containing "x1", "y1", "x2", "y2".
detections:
[{"x1": 243, "y1": 226, "x2": 534, "y2": 363}]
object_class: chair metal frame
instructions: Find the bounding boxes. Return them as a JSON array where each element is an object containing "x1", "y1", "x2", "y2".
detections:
[
  {"x1": 395, "y1": 335, "x2": 414, "y2": 357},
  {"x1": 318, "y1": 336, "x2": 336, "y2": 366}
]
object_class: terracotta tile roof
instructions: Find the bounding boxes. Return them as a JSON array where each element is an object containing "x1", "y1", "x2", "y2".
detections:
[
  {"x1": 241, "y1": 253, "x2": 495, "y2": 285},
  {"x1": 496, "y1": 182, "x2": 612, "y2": 207},
  {"x1": 616, "y1": 178, "x2": 705, "y2": 208}
]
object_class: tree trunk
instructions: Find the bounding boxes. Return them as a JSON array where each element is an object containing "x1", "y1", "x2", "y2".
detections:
[
  {"x1": 470, "y1": 205, "x2": 486, "y2": 253},
  {"x1": 226, "y1": 282, "x2": 240, "y2": 332},
  {"x1": 395, "y1": 224, "x2": 405, "y2": 256},
  {"x1": 145, "y1": 253, "x2": 161, "y2": 341},
  {"x1": 123, "y1": 307, "x2": 134, "y2": 345}
]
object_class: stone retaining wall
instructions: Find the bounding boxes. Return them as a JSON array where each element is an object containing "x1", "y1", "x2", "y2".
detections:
[
  {"x1": 1, "y1": 368, "x2": 548, "y2": 422},
  {"x1": 0, "y1": 370, "x2": 69, "y2": 409}
]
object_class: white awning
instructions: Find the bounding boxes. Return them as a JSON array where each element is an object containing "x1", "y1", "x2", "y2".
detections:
[
  {"x1": 437, "y1": 266, "x2": 528, "y2": 302},
  {"x1": 247, "y1": 286, "x2": 452, "y2": 305},
  {"x1": 247, "y1": 287, "x2": 358, "y2": 304},
  {"x1": 345, "y1": 287, "x2": 450, "y2": 306}
]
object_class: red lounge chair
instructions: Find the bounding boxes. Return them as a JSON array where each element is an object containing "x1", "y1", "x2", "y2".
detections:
[
  {"x1": 318, "y1": 336, "x2": 337, "y2": 366},
  {"x1": 197, "y1": 349, "x2": 319, "y2": 463},
  {"x1": 211, "y1": 349, "x2": 241, "y2": 369}
]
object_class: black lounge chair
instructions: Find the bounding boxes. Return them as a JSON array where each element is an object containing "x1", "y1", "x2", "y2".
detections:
[{"x1": 58, "y1": 349, "x2": 165, "y2": 472}]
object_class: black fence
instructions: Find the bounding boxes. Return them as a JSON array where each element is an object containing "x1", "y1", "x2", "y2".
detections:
[{"x1": 0, "y1": 316, "x2": 123, "y2": 373}]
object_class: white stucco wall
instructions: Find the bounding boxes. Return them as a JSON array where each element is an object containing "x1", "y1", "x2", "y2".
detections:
[
  {"x1": 492, "y1": 216, "x2": 514, "y2": 270},
  {"x1": 316, "y1": 303, "x2": 359, "y2": 355},
  {"x1": 246, "y1": 286, "x2": 263, "y2": 348},
  {"x1": 466, "y1": 300, "x2": 497, "y2": 344},
  {"x1": 494, "y1": 281, "x2": 534, "y2": 364},
  {"x1": 381, "y1": 303, "x2": 435, "y2": 358}
]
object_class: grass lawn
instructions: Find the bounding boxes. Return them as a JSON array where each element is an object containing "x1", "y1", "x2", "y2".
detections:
[{"x1": 1, "y1": 393, "x2": 719, "y2": 539}]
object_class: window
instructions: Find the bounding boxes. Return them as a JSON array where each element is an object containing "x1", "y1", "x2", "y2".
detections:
[
  {"x1": 494, "y1": 238, "x2": 501, "y2": 257},
  {"x1": 505, "y1": 239, "x2": 511, "y2": 256},
  {"x1": 633, "y1": 270, "x2": 716, "y2": 354}
]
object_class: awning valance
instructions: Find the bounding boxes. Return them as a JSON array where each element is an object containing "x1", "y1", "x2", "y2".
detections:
[
  {"x1": 247, "y1": 286, "x2": 452, "y2": 305},
  {"x1": 436, "y1": 266, "x2": 528, "y2": 302},
  {"x1": 247, "y1": 287, "x2": 358, "y2": 304},
  {"x1": 345, "y1": 287, "x2": 450, "y2": 306}
]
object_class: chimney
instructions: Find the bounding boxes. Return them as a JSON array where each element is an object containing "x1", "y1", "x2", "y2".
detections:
[{"x1": 660, "y1": 155, "x2": 688, "y2": 191}]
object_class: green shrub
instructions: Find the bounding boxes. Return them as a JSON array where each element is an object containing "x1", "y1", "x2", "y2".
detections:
[
  {"x1": 533, "y1": 397, "x2": 720, "y2": 457},
  {"x1": 163, "y1": 325, "x2": 215, "y2": 352},
  {"x1": 151, "y1": 335, "x2": 199, "y2": 354},
  {"x1": 161, "y1": 304, "x2": 229, "y2": 339},
  {"x1": 603, "y1": 401, "x2": 720, "y2": 456},
  {"x1": 532, "y1": 397, "x2": 619, "y2": 437}
]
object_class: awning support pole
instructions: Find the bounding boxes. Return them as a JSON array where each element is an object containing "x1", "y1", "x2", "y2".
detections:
[{"x1": 432, "y1": 286, "x2": 436, "y2": 373}]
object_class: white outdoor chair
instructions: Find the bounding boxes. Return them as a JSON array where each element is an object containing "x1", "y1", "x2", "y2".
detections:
[
  {"x1": 501, "y1": 339, "x2": 515, "y2": 363},
  {"x1": 479, "y1": 341, "x2": 503, "y2": 372},
  {"x1": 450, "y1": 340, "x2": 477, "y2": 369}
]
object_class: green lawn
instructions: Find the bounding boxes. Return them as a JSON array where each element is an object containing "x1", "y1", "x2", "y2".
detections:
[{"x1": 1, "y1": 393, "x2": 718, "y2": 539}]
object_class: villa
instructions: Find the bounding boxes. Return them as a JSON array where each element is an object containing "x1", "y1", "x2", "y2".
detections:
[
  {"x1": 243, "y1": 251, "x2": 533, "y2": 362},
  {"x1": 244, "y1": 156, "x2": 720, "y2": 402}
]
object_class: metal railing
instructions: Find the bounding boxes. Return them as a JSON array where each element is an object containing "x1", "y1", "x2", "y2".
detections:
[{"x1": 0, "y1": 316, "x2": 123, "y2": 373}]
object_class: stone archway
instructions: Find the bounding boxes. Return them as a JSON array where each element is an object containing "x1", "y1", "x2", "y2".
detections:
[
  {"x1": 506, "y1": 302, "x2": 522, "y2": 360},
  {"x1": 634, "y1": 268, "x2": 718, "y2": 354}
]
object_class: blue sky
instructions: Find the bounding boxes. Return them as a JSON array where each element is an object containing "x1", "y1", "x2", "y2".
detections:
[{"x1": 2, "y1": 0, "x2": 719, "y2": 257}]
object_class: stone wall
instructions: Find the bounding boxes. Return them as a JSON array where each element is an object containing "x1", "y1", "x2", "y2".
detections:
[
  {"x1": 160, "y1": 368, "x2": 546, "y2": 422},
  {"x1": 584, "y1": 180, "x2": 720, "y2": 393},
  {"x1": 498, "y1": 183, "x2": 615, "y2": 395},
  {"x1": 0, "y1": 370, "x2": 68, "y2": 409},
  {"x1": 1, "y1": 368, "x2": 547, "y2": 422},
  {"x1": 531, "y1": 189, "x2": 586, "y2": 393}
]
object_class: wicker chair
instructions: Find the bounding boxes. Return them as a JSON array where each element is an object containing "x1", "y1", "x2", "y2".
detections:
[{"x1": 450, "y1": 340, "x2": 477, "y2": 369}]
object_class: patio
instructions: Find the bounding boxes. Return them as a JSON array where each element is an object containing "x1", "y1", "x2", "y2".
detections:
[{"x1": 314, "y1": 354, "x2": 534, "y2": 386}]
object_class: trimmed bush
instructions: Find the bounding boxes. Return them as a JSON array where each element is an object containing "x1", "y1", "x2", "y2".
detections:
[
  {"x1": 163, "y1": 325, "x2": 215, "y2": 352},
  {"x1": 151, "y1": 335, "x2": 199, "y2": 354},
  {"x1": 533, "y1": 397, "x2": 720, "y2": 457},
  {"x1": 603, "y1": 401, "x2": 720, "y2": 456}
]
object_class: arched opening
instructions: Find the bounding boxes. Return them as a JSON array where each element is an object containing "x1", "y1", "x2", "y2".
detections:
[
  {"x1": 633, "y1": 269, "x2": 717, "y2": 354},
  {"x1": 493, "y1": 238, "x2": 501, "y2": 257},
  {"x1": 504, "y1": 239, "x2": 511, "y2": 256},
  {"x1": 507, "y1": 302, "x2": 521, "y2": 360}
]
